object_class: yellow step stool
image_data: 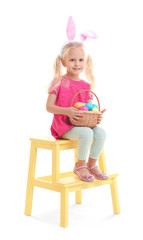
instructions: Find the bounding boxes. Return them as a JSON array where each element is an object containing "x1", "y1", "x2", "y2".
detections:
[{"x1": 24, "y1": 136, "x2": 120, "y2": 227}]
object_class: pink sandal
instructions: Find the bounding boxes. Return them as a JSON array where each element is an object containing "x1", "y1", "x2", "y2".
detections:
[
  {"x1": 73, "y1": 163, "x2": 94, "y2": 182},
  {"x1": 87, "y1": 165, "x2": 108, "y2": 180}
]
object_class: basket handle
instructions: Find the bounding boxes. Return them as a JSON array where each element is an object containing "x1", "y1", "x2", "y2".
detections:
[{"x1": 70, "y1": 89, "x2": 100, "y2": 111}]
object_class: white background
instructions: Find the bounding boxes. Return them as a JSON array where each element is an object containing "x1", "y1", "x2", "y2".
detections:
[{"x1": 0, "y1": 0, "x2": 143, "y2": 239}]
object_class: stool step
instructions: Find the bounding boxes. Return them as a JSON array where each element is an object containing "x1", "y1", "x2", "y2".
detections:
[{"x1": 33, "y1": 172, "x2": 118, "y2": 192}]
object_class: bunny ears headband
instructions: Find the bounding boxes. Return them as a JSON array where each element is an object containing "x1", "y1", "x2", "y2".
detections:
[{"x1": 60, "y1": 16, "x2": 98, "y2": 57}]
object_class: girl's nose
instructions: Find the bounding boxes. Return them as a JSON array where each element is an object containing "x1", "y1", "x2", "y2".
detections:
[{"x1": 75, "y1": 61, "x2": 80, "y2": 65}]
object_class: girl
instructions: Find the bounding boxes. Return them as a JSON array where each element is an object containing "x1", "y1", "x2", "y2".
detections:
[{"x1": 46, "y1": 41, "x2": 107, "y2": 182}]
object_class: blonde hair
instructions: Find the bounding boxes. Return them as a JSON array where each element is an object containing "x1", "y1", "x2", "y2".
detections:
[{"x1": 48, "y1": 42, "x2": 95, "y2": 93}]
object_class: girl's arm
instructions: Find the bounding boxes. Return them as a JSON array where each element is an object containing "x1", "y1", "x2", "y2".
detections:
[
  {"x1": 46, "y1": 93, "x2": 68, "y2": 115},
  {"x1": 46, "y1": 93, "x2": 83, "y2": 120}
]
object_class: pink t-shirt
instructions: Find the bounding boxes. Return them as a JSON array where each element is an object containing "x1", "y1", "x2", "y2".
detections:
[{"x1": 49, "y1": 77, "x2": 93, "y2": 139}]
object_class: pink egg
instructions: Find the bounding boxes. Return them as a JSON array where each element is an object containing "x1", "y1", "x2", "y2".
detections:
[{"x1": 79, "y1": 106, "x2": 89, "y2": 111}]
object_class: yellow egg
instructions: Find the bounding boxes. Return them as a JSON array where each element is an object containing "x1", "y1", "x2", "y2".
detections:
[
  {"x1": 91, "y1": 107, "x2": 99, "y2": 112},
  {"x1": 74, "y1": 102, "x2": 84, "y2": 109}
]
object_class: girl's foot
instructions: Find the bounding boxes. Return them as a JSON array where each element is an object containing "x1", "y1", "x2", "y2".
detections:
[
  {"x1": 73, "y1": 163, "x2": 94, "y2": 182},
  {"x1": 87, "y1": 164, "x2": 108, "y2": 180}
]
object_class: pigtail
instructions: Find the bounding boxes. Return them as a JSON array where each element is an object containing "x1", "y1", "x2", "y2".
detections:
[
  {"x1": 47, "y1": 55, "x2": 63, "y2": 93},
  {"x1": 52, "y1": 55, "x2": 63, "y2": 79},
  {"x1": 84, "y1": 55, "x2": 95, "y2": 90}
]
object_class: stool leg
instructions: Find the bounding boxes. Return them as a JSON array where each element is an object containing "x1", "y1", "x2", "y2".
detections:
[
  {"x1": 24, "y1": 142, "x2": 37, "y2": 216},
  {"x1": 60, "y1": 188, "x2": 69, "y2": 228},
  {"x1": 75, "y1": 191, "x2": 82, "y2": 204},
  {"x1": 98, "y1": 150, "x2": 107, "y2": 173},
  {"x1": 110, "y1": 177, "x2": 120, "y2": 214},
  {"x1": 52, "y1": 145, "x2": 60, "y2": 183},
  {"x1": 74, "y1": 148, "x2": 82, "y2": 204}
]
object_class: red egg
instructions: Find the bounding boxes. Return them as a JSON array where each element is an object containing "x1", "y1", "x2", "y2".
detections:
[{"x1": 79, "y1": 106, "x2": 89, "y2": 111}]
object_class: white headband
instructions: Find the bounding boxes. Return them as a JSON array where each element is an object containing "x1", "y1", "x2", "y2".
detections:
[
  {"x1": 60, "y1": 16, "x2": 98, "y2": 58},
  {"x1": 60, "y1": 40, "x2": 84, "y2": 58}
]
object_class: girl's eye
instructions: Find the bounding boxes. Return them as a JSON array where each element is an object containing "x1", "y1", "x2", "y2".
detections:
[{"x1": 70, "y1": 59, "x2": 84, "y2": 62}]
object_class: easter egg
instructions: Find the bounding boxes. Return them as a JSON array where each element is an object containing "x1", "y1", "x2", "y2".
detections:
[
  {"x1": 92, "y1": 104, "x2": 98, "y2": 109},
  {"x1": 86, "y1": 103, "x2": 93, "y2": 111},
  {"x1": 83, "y1": 103, "x2": 87, "y2": 106},
  {"x1": 74, "y1": 102, "x2": 84, "y2": 109},
  {"x1": 79, "y1": 106, "x2": 89, "y2": 111},
  {"x1": 91, "y1": 107, "x2": 99, "y2": 112}
]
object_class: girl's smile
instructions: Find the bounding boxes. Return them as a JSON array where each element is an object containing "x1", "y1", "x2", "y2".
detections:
[{"x1": 72, "y1": 67, "x2": 82, "y2": 71}]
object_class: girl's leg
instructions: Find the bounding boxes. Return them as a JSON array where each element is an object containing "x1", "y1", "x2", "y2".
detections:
[
  {"x1": 87, "y1": 126, "x2": 106, "y2": 174},
  {"x1": 61, "y1": 127, "x2": 93, "y2": 177},
  {"x1": 61, "y1": 126, "x2": 93, "y2": 160}
]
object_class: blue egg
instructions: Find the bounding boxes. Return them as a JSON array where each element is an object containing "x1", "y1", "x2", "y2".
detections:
[
  {"x1": 83, "y1": 103, "x2": 87, "y2": 106},
  {"x1": 92, "y1": 104, "x2": 98, "y2": 109},
  {"x1": 86, "y1": 103, "x2": 93, "y2": 110}
]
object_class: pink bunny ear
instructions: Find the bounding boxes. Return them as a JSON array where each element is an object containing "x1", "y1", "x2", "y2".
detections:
[
  {"x1": 80, "y1": 30, "x2": 98, "y2": 41},
  {"x1": 66, "y1": 16, "x2": 76, "y2": 40}
]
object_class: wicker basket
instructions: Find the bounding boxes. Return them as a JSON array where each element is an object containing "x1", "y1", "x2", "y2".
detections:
[{"x1": 69, "y1": 89, "x2": 101, "y2": 128}]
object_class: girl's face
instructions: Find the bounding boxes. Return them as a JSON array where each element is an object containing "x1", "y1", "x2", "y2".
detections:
[{"x1": 62, "y1": 48, "x2": 86, "y2": 79}]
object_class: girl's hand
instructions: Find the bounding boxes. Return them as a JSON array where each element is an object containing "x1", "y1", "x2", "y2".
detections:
[
  {"x1": 97, "y1": 109, "x2": 107, "y2": 124},
  {"x1": 66, "y1": 107, "x2": 83, "y2": 122}
]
